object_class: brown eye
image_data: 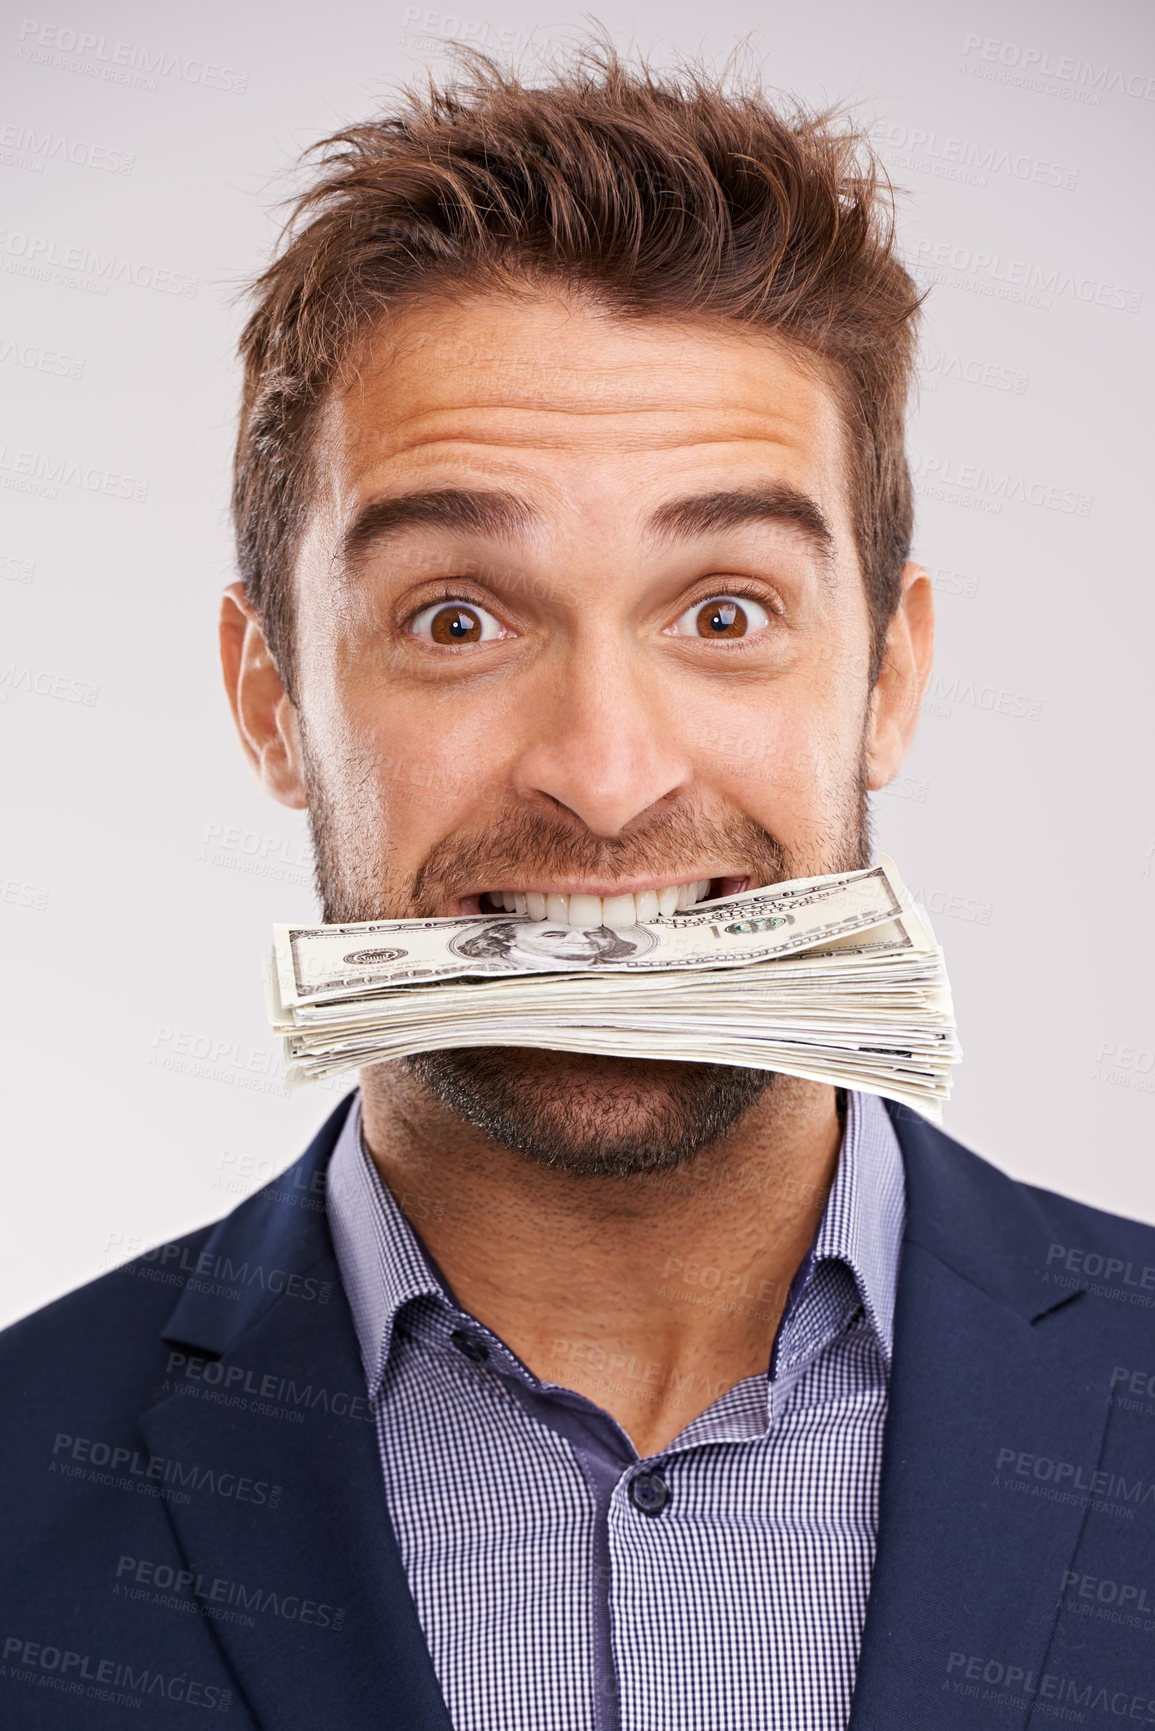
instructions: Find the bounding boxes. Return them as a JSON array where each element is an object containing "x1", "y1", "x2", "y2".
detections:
[
  {"x1": 698, "y1": 600, "x2": 746, "y2": 638},
  {"x1": 431, "y1": 605, "x2": 481, "y2": 644},
  {"x1": 409, "y1": 600, "x2": 505, "y2": 646},
  {"x1": 671, "y1": 594, "x2": 772, "y2": 639}
]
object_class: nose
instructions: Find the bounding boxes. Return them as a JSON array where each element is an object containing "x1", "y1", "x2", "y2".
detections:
[{"x1": 510, "y1": 643, "x2": 692, "y2": 837}]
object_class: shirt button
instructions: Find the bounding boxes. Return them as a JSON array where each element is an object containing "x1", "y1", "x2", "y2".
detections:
[
  {"x1": 450, "y1": 1329, "x2": 488, "y2": 1364},
  {"x1": 629, "y1": 1471, "x2": 670, "y2": 1516}
]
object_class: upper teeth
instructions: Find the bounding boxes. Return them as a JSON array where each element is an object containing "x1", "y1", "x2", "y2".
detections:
[{"x1": 487, "y1": 881, "x2": 714, "y2": 928}]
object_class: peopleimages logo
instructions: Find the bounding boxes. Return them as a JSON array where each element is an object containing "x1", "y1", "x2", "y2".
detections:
[
  {"x1": 15, "y1": 20, "x2": 249, "y2": 94},
  {"x1": 923, "y1": 674, "x2": 1043, "y2": 723},
  {"x1": 908, "y1": 239, "x2": 1142, "y2": 315},
  {"x1": 0, "y1": 122, "x2": 134, "y2": 174},
  {"x1": 872, "y1": 122, "x2": 1078, "y2": 190},
  {"x1": 945, "y1": 1651, "x2": 1155, "y2": 1721},
  {"x1": 50, "y1": 1431, "x2": 283, "y2": 1509},
  {"x1": 0, "y1": 445, "x2": 147, "y2": 502},
  {"x1": 0, "y1": 336, "x2": 85, "y2": 379},
  {"x1": 113, "y1": 1554, "x2": 347, "y2": 1632},
  {"x1": 908, "y1": 452, "x2": 1092, "y2": 519},
  {"x1": 961, "y1": 34, "x2": 1155, "y2": 103},
  {"x1": 133, "y1": 1241, "x2": 331, "y2": 1305},
  {"x1": 0, "y1": 228, "x2": 198, "y2": 298},
  {"x1": 0, "y1": 662, "x2": 99, "y2": 704},
  {"x1": 919, "y1": 342, "x2": 1028, "y2": 396},
  {"x1": 2, "y1": 1636, "x2": 231, "y2": 1714}
]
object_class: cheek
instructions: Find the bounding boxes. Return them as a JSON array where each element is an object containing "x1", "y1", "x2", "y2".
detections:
[
  {"x1": 322, "y1": 672, "x2": 520, "y2": 853},
  {"x1": 686, "y1": 666, "x2": 867, "y2": 821}
]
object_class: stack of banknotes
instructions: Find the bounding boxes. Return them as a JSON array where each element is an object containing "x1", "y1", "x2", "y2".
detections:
[{"x1": 266, "y1": 857, "x2": 961, "y2": 1120}]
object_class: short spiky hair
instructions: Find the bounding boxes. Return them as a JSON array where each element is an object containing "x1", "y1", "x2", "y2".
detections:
[{"x1": 233, "y1": 40, "x2": 921, "y2": 694}]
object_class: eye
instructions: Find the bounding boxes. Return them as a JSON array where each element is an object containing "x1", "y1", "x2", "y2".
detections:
[
  {"x1": 670, "y1": 594, "x2": 773, "y2": 640},
  {"x1": 408, "y1": 599, "x2": 507, "y2": 646}
]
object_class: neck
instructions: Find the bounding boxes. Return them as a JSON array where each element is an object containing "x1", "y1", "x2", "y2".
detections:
[{"x1": 359, "y1": 1067, "x2": 844, "y2": 1455}]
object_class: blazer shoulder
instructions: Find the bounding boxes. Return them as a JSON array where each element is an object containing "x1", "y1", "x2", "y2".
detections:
[
  {"x1": 0, "y1": 1097, "x2": 353, "y2": 1417},
  {"x1": 890, "y1": 1103, "x2": 1155, "y2": 1320},
  {"x1": 0, "y1": 1217, "x2": 222, "y2": 1396},
  {"x1": 1018, "y1": 1174, "x2": 1155, "y2": 1263},
  {"x1": 896, "y1": 1105, "x2": 1155, "y2": 1245}
]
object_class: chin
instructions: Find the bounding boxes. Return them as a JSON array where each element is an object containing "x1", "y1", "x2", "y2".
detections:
[{"x1": 404, "y1": 1045, "x2": 774, "y2": 1178}]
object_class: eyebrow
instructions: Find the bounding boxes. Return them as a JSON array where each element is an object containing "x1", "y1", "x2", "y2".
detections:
[
  {"x1": 340, "y1": 481, "x2": 836, "y2": 570},
  {"x1": 341, "y1": 489, "x2": 538, "y2": 569},
  {"x1": 647, "y1": 484, "x2": 835, "y2": 562}
]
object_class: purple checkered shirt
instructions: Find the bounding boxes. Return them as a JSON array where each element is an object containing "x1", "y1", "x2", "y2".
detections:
[{"x1": 327, "y1": 1086, "x2": 906, "y2": 1730}]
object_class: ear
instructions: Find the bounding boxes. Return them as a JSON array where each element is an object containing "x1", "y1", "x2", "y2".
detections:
[
  {"x1": 865, "y1": 562, "x2": 934, "y2": 791},
  {"x1": 219, "y1": 582, "x2": 308, "y2": 809}
]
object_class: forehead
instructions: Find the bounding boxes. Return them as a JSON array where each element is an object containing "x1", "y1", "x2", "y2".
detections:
[{"x1": 318, "y1": 291, "x2": 852, "y2": 530}]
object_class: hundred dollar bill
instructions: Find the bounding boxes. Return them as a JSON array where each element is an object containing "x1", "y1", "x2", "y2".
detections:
[
  {"x1": 274, "y1": 857, "x2": 925, "y2": 1008},
  {"x1": 264, "y1": 856, "x2": 962, "y2": 1120}
]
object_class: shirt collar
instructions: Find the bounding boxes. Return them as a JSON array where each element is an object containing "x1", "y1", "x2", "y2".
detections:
[
  {"x1": 326, "y1": 1094, "x2": 449, "y2": 1393},
  {"x1": 327, "y1": 1086, "x2": 907, "y2": 1397},
  {"x1": 807, "y1": 1087, "x2": 906, "y2": 1363}
]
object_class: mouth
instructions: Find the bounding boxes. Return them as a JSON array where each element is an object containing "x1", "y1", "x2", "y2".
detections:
[{"x1": 455, "y1": 875, "x2": 751, "y2": 927}]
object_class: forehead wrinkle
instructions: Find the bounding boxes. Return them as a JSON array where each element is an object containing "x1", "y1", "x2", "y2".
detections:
[{"x1": 357, "y1": 402, "x2": 817, "y2": 456}]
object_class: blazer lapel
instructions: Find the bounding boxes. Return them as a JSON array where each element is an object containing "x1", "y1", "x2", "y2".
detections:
[
  {"x1": 849, "y1": 1106, "x2": 1107, "y2": 1730},
  {"x1": 140, "y1": 1097, "x2": 454, "y2": 1731}
]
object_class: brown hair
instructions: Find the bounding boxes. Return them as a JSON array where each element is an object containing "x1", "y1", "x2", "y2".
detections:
[{"x1": 233, "y1": 39, "x2": 922, "y2": 695}]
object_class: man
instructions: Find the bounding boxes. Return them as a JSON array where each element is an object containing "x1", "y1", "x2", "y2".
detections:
[{"x1": 3, "y1": 41, "x2": 1153, "y2": 1731}]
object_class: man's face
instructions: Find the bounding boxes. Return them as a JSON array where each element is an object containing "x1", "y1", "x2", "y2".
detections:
[{"x1": 224, "y1": 289, "x2": 931, "y2": 1174}]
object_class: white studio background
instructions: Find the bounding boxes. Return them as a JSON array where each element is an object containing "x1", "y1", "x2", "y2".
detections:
[{"x1": 2, "y1": 0, "x2": 1152, "y2": 1329}]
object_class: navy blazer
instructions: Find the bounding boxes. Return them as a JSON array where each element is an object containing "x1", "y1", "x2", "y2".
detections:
[{"x1": 3, "y1": 1095, "x2": 1155, "y2": 1728}]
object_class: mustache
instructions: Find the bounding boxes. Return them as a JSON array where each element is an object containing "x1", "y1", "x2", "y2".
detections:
[{"x1": 412, "y1": 806, "x2": 793, "y2": 909}]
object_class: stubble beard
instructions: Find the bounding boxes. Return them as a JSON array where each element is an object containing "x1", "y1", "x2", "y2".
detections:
[{"x1": 302, "y1": 723, "x2": 872, "y2": 1179}]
